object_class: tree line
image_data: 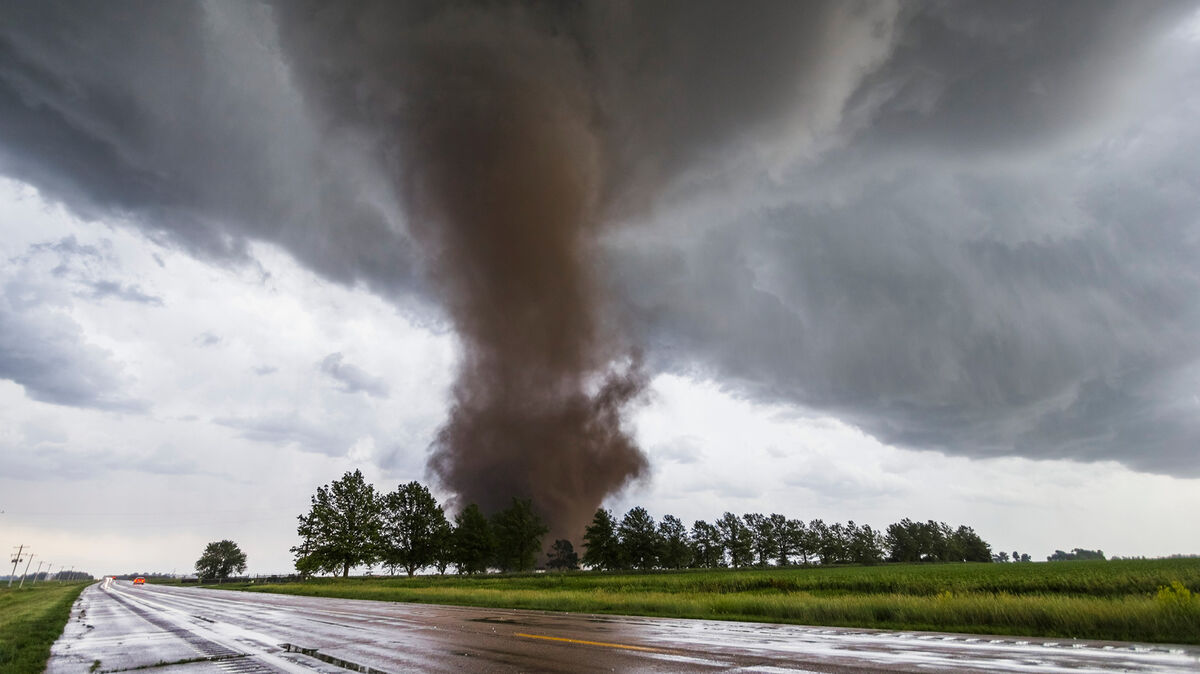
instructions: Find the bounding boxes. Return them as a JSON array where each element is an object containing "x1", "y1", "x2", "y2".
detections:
[{"x1": 291, "y1": 471, "x2": 994, "y2": 577}]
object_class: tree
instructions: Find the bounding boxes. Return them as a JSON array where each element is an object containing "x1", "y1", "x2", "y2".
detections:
[
  {"x1": 618, "y1": 507, "x2": 661, "y2": 570},
  {"x1": 582, "y1": 509, "x2": 622, "y2": 571},
  {"x1": 195, "y1": 540, "x2": 247, "y2": 580},
  {"x1": 431, "y1": 516, "x2": 454, "y2": 574},
  {"x1": 992, "y1": 551, "x2": 1011, "y2": 563},
  {"x1": 949, "y1": 525, "x2": 991, "y2": 562},
  {"x1": 689, "y1": 520, "x2": 725, "y2": 568},
  {"x1": 781, "y1": 518, "x2": 810, "y2": 565},
  {"x1": 743, "y1": 513, "x2": 780, "y2": 567},
  {"x1": 291, "y1": 469, "x2": 382, "y2": 577},
  {"x1": 847, "y1": 523, "x2": 884, "y2": 565},
  {"x1": 452, "y1": 503, "x2": 493, "y2": 574},
  {"x1": 491, "y1": 498, "x2": 548, "y2": 572},
  {"x1": 657, "y1": 515, "x2": 691, "y2": 569},
  {"x1": 717, "y1": 512, "x2": 753, "y2": 568},
  {"x1": 546, "y1": 539, "x2": 579, "y2": 571},
  {"x1": 380, "y1": 481, "x2": 450, "y2": 576}
]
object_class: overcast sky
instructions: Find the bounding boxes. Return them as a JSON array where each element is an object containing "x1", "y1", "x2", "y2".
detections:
[{"x1": 2, "y1": 1, "x2": 1200, "y2": 575}]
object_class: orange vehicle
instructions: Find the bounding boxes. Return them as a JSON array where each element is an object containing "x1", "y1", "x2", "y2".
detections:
[{"x1": 133, "y1": 577, "x2": 145, "y2": 586}]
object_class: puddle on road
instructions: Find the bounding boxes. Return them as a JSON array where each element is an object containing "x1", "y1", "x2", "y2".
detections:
[{"x1": 468, "y1": 616, "x2": 531, "y2": 625}]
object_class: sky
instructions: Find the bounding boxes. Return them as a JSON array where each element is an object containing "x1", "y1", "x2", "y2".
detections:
[{"x1": 2, "y1": 1, "x2": 1200, "y2": 575}]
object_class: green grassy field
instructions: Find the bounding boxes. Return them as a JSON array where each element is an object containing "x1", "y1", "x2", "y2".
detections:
[
  {"x1": 0, "y1": 582, "x2": 89, "y2": 673},
  {"x1": 224, "y1": 559, "x2": 1200, "y2": 644}
]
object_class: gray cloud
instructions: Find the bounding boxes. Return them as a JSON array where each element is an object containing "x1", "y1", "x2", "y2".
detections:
[
  {"x1": 0, "y1": 277, "x2": 144, "y2": 411},
  {"x1": 2, "y1": 443, "x2": 207, "y2": 481},
  {"x1": 252, "y1": 365, "x2": 278, "y2": 376},
  {"x1": 193, "y1": 332, "x2": 221, "y2": 348},
  {"x1": 1, "y1": 0, "x2": 1198, "y2": 479},
  {"x1": 214, "y1": 413, "x2": 350, "y2": 456},
  {"x1": 318, "y1": 352, "x2": 389, "y2": 399},
  {"x1": 82, "y1": 279, "x2": 162, "y2": 305}
]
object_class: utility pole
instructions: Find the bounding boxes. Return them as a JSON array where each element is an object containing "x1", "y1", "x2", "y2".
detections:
[
  {"x1": 8, "y1": 544, "x2": 25, "y2": 588},
  {"x1": 19, "y1": 552, "x2": 35, "y2": 588},
  {"x1": 31, "y1": 560, "x2": 45, "y2": 585}
]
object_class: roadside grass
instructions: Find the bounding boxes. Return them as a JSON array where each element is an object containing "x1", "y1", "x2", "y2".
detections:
[
  {"x1": 223, "y1": 559, "x2": 1200, "y2": 644},
  {"x1": 0, "y1": 582, "x2": 90, "y2": 673}
]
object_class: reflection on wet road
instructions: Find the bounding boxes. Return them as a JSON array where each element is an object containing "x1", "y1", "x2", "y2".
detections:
[{"x1": 48, "y1": 580, "x2": 1200, "y2": 672}]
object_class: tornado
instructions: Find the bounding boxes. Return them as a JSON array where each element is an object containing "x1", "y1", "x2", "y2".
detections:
[
  {"x1": 270, "y1": 0, "x2": 904, "y2": 540},
  {"x1": 395, "y1": 10, "x2": 650, "y2": 538}
]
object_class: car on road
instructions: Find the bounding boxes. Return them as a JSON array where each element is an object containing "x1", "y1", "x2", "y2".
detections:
[{"x1": 133, "y1": 577, "x2": 145, "y2": 586}]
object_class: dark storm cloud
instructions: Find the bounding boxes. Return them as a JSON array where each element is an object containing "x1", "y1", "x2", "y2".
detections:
[
  {"x1": 1, "y1": 0, "x2": 1198, "y2": 494},
  {"x1": 0, "y1": 1, "x2": 423, "y2": 298},
  {"x1": 319, "y1": 352, "x2": 389, "y2": 398}
]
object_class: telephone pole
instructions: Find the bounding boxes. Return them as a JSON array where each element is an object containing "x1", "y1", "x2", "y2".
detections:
[
  {"x1": 8, "y1": 544, "x2": 25, "y2": 588},
  {"x1": 31, "y1": 560, "x2": 45, "y2": 585},
  {"x1": 19, "y1": 552, "x2": 35, "y2": 588}
]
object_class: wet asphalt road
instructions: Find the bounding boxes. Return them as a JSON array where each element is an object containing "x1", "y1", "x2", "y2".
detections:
[{"x1": 47, "y1": 579, "x2": 1200, "y2": 673}]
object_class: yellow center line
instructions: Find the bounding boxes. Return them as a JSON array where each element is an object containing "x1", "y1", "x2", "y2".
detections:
[{"x1": 514, "y1": 632, "x2": 663, "y2": 653}]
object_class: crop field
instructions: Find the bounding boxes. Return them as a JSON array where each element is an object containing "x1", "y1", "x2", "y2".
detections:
[
  {"x1": 0, "y1": 582, "x2": 89, "y2": 673},
  {"x1": 225, "y1": 559, "x2": 1200, "y2": 644}
]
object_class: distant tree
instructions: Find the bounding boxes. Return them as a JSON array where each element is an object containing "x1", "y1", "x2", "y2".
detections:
[
  {"x1": 491, "y1": 498, "x2": 548, "y2": 572},
  {"x1": 886, "y1": 518, "x2": 920, "y2": 563},
  {"x1": 582, "y1": 509, "x2": 622, "y2": 571},
  {"x1": 195, "y1": 540, "x2": 247, "y2": 580},
  {"x1": 848, "y1": 523, "x2": 885, "y2": 565},
  {"x1": 781, "y1": 518, "x2": 810, "y2": 565},
  {"x1": 992, "y1": 551, "x2": 1011, "y2": 563},
  {"x1": 808, "y1": 519, "x2": 831, "y2": 563},
  {"x1": 743, "y1": 513, "x2": 779, "y2": 567},
  {"x1": 452, "y1": 504, "x2": 493, "y2": 574},
  {"x1": 619, "y1": 507, "x2": 662, "y2": 570},
  {"x1": 546, "y1": 539, "x2": 580, "y2": 571},
  {"x1": 717, "y1": 512, "x2": 754, "y2": 568},
  {"x1": 431, "y1": 516, "x2": 454, "y2": 574},
  {"x1": 950, "y1": 526, "x2": 992, "y2": 562},
  {"x1": 768, "y1": 514, "x2": 790, "y2": 566},
  {"x1": 657, "y1": 515, "x2": 691, "y2": 569},
  {"x1": 1019, "y1": 553, "x2": 1031, "y2": 563},
  {"x1": 1012, "y1": 550, "x2": 1020, "y2": 562},
  {"x1": 380, "y1": 481, "x2": 450, "y2": 576},
  {"x1": 689, "y1": 520, "x2": 725, "y2": 568},
  {"x1": 292, "y1": 469, "x2": 382, "y2": 577},
  {"x1": 1048, "y1": 548, "x2": 1105, "y2": 561}
]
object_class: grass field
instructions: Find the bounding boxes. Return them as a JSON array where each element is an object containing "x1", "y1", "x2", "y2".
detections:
[
  {"x1": 224, "y1": 559, "x2": 1200, "y2": 644},
  {"x1": 0, "y1": 582, "x2": 89, "y2": 673}
]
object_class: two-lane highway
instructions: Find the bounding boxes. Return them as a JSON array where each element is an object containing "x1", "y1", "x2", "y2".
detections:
[{"x1": 48, "y1": 580, "x2": 1200, "y2": 673}]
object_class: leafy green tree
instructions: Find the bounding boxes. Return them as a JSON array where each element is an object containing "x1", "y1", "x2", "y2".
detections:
[
  {"x1": 717, "y1": 512, "x2": 753, "y2": 568},
  {"x1": 291, "y1": 469, "x2": 383, "y2": 577},
  {"x1": 380, "y1": 481, "x2": 450, "y2": 576},
  {"x1": 657, "y1": 515, "x2": 691, "y2": 569},
  {"x1": 195, "y1": 540, "x2": 247, "y2": 580},
  {"x1": 689, "y1": 520, "x2": 725, "y2": 568},
  {"x1": 452, "y1": 503, "x2": 493, "y2": 574},
  {"x1": 546, "y1": 539, "x2": 580, "y2": 571},
  {"x1": 847, "y1": 523, "x2": 884, "y2": 565},
  {"x1": 768, "y1": 514, "x2": 790, "y2": 566},
  {"x1": 780, "y1": 518, "x2": 809, "y2": 565},
  {"x1": 618, "y1": 507, "x2": 661, "y2": 570},
  {"x1": 582, "y1": 508, "x2": 622, "y2": 571},
  {"x1": 954, "y1": 525, "x2": 991, "y2": 562},
  {"x1": 491, "y1": 498, "x2": 548, "y2": 572},
  {"x1": 431, "y1": 516, "x2": 454, "y2": 574},
  {"x1": 744, "y1": 513, "x2": 779, "y2": 566}
]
